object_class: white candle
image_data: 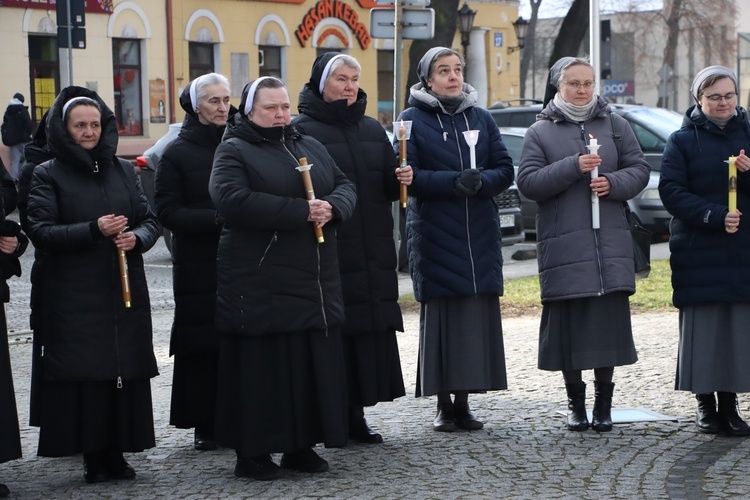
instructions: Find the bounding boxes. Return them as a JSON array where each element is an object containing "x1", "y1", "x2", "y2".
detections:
[
  {"x1": 589, "y1": 137, "x2": 598, "y2": 149},
  {"x1": 587, "y1": 135, "x2": 600, "y2": 229},
  {"x1": 462, "y1": 130, "x2": 480, "y2": 169}
]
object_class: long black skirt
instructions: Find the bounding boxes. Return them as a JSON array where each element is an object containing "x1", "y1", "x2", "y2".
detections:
[
  {"x1": 538, "y1": 292, "x2": 637, "y2": 371},
  {"x1": 215, "y1": 328, "x2": 348, "y2": 457},
  {"x1": 342, "y1": 329, "x2": 405, "y2": 408},
  {"x1": 169, "y1": 351, "x2": 218, "y2": 429},
  {"x1": 37, "y1": 379, "x2": 155, "y2": 457},
  {"x1": 0, "y1": 320, "x2": 21, "y2": 464}
]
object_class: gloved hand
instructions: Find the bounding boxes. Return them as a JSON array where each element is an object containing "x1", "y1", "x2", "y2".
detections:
[{"x1": 454, "y1": 168, "x2": 482, "y2": 197}]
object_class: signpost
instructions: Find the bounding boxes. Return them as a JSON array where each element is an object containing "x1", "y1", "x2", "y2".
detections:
[{"x1": 56, "y1": 0, "x2": 87, "y2": 86}]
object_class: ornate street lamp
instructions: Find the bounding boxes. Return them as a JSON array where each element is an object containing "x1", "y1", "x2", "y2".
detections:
[
  {"x1": 457, "y1": 3, "x2": 477, "y2": 60},
  {"x1": 507, "y1": 16, "x2": 529, "y2": 54}
]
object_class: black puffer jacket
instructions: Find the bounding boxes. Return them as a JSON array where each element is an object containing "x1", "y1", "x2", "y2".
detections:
[
  {"x1": 26, "y1": 86, "x2": 160, "y2": 382},
  {"x1": 293, "y1": 80, "x2": 403, "y2": 336},
  {"x1": 209, "y1": 114, "x2": 356, "y2": 337},
  {"x1": 155, "y1": 83, "x2": 237, "y2": 355}
]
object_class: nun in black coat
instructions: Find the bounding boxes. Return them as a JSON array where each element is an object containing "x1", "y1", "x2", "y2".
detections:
[
  {"x1": 0, "y1": 163, "x2": 28, "y2": 499},
  {"x1": 155, "y1": 73, "x2": 237, "y2": 451}
]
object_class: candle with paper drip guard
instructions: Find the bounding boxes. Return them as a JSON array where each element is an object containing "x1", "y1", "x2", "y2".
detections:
[
  {"x1": 395, "y1": 120, "x2": 413, "y2": 208},
  {"x1": 727, "y1": 155, "x2": 738, "y2": 232},
  {"x1": 296, "y1": 157, "x2": 325, "y2": 243},
  {"x1": 587, "y1": 135, "x2": 600, "y2": 229},
  {"x1": 462, "y1": 130, "x2": 480, "y2": 169}
]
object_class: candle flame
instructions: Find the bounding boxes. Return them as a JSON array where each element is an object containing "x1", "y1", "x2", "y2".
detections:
[{"x1": 589, "y1": 134, "x2": 595, "y2": 139}]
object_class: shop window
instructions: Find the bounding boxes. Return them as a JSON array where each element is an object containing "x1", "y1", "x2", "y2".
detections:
[
  {"x1": 28, "y1": 35, "x2": 59, "y2": 125},
  {"x1": 377, "y1": 49, "x2": 394, "y2": 128},
  {"x1": 189, "y1": 42, "x2": 215, "y2": 81},
  {"x1": 112, "y1": 38, "x2": 143, "y2": 136},
  {"x1": 258, "y1": 46, "x2": 282, "y2": 78}
]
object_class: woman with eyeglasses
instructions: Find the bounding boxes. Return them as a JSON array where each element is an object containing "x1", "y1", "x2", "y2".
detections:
[
  {"x1": 517, "y1": 57, "x2": 649, "y2": 432},
  {"x1": 659, "y1": 66, "x2": 750, "y2": 437}
]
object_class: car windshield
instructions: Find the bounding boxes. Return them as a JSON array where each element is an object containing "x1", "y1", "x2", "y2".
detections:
[
  {"x1": 625, "y1": 107, "x2": 682, "y2": 140},
  {"x1": 501, "y1": 133, "x2": 524, "y2": 165}
]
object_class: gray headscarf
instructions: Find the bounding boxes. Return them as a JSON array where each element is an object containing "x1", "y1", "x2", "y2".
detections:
[
  {"x1": 690, "y1": 65, "x2": 738, "y2": 104},
  {"x1": 542, "y1": 56, "x2": 577, "y2": 108},
  {"x1": 417, "y1": 47, "x2": 460, "y2": 88}
]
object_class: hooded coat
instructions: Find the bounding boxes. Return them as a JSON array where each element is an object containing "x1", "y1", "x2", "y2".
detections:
[
  {"x1": 2, "y1": 98, "x2": 33, "y2": 146},
  {"x1": 155, "y1": 83, "x2": 238, "y2": 354},
  {"x1": 659, "y1": 104, "x2": 750, "y2": 307},
  {"x1": 209, "y1": 111, "x2": 356, "y2": 337},
  {"x1": 517, "y1": 96, "x2": 650, "y2": 302},
  {"x1": 26, "y1": 86, "x2": 160, "y2": 382},
  {"x1": 396, "y1": 82, "x2": 514, "y2": 302},
  {"x1": 292, "y1": 54, "x2": 403, "y2": 336}
]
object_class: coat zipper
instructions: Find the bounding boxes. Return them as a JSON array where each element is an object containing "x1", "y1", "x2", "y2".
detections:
[
  {"x1": 258, "y1": 232, "x2": 277, "y2": 266},
  {"x1": 582, "y1": 123, "x2": 605, "y2": 294},
  {"x1": 452, "y1": 116, "x2": 478, "y2": 295}
]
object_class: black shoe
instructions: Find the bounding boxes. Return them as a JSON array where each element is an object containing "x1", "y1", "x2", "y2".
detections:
[
  {"x1": 433, "y1": 403, "x2": 457, "y2": 432},
  {"x1": 0, "y1": 483, "x2": 10, "y2": 498},
  {"x1": 717, "y1": 392, "x2": 750, "y2": 437},
  {"x1": 194, "y1": 427, "x2": 217, "y2": 451},
  {"x1": 565, "y1": 382, "x2": 590, "y2": 432},
  {"x1": 591, "y1": 381, "x2": 615, "y2": 433},
  {"x1": 349, "y1": 416, "x2": 384, "y2": 444},
  {"x1": 280, "y1": 448, "x2": 329, "y2": 473},
  {"x1": 695, "y1": 393, "x2": 720, "y2": 434},
  {"x1": 104, "y1": 451, "x2": 136, "y2": 480},
  {"x1": 83, "y1": 452, "x2": 109, "y2": 484},
  {"x1": 234, "y1": 454, "x2": 281, "y2": 480},
  {"x1": 453, "y1": 402, "x2": 484, "y2": 430}
]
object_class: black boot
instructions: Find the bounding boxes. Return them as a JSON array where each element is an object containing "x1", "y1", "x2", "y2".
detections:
[
  {"x1": 565, "y1": 382, "x2": 589, "y2": 431},
  {"x1": 234, "y1": 451, "x2": 281, "y2": 480},
  {"x1": 280, "y1": 448, "x2": 329, "y2": 473},
  {"x1": 83, "y1": 451, "x2": 109, "y2": 484},
  {"x1": 717, "y1": 392, "x2": 750, "y2": 437},
  {"x1": 695, "y1": 393, "x2": 720, "y2": 434},
  {"x1": 194, "y1": 425, "x2": 217, "y2": 451},
  {"x1": 453, "y1": 402, "x2": 484, "y2": 430},
  {"x1": 349, "y1": 406, "x2": 383, "y2": 444},
  {"x1": 433, "y1": 402, "x2": 457, "y2": 432},
  {"x1": 104, "y1": 450, "x2": 136, "y2": 480},
  {"x1": 591, "y1": 381, "x2": 614, "y2": 432}
]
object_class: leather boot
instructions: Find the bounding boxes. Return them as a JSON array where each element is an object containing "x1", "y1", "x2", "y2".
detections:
[
  {"x1": 349, "y1": 406, "x2": 383, "y2": 444},
  {"x1": 83, "y1": 451, "x2": 109, "y2": 484},
  {"x1": 695, "y1": 393, "x2": 720, "y2": 434},
  {"x1": 717, "y1": 392, "x2": 750, "y2": 437},
  {"x1": 565, "y1": 382, "x2": 589, "y2": 431},
  {"x1": 433, "y1": 402, "x2": 457, "y2": 432},
  {"x1": 194, "y1": 426, "x2": 217, "y2": 451},
  {"x1": 591, "y1": 381, "x2": 614, "y2": 432},
  {"x1": 104, "y1": 449, "x2": 136, "y2": 480},
  {"x1": 453, "y1": 402, "x2": 484, "y2": 430}
]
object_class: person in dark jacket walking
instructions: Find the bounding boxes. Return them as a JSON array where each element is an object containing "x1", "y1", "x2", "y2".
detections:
[
  {"x1": 517, "y1": 57, "x2": 649, "y2": 433},
  {"x1": 155, "y1": 73, "x2": 237, "y2": 451},
  {"x1": 659, "y1": 65, "x2": 750, "y2": 437},
  {"x1": 292, "y1": 53, "x2": 410, "y2": 444},
  {"x1": 2, "y1": 93, "x2": 34, "y2": 180},
  {"x1": 25, "y1": 86, "x2": 161, "y2": 483},
  {"x1": 209, "y1": 77, "x2": 356, "y2": 480},
  {"x1": 396, "y1": 47, "x2": 513, "y2": 432},
  {"x1": 0, "y1": 164, "x2": 28, "y2": 499}
]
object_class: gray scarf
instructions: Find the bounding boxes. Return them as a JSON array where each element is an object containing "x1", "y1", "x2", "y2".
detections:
[{"x1": 553, "y1": 93, "x2": 597, "y2": 122}]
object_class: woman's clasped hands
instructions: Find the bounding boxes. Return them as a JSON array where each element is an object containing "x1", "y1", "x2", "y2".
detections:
[{"x1": 98, "y1": 214, "x2": 136, "y2": 251}]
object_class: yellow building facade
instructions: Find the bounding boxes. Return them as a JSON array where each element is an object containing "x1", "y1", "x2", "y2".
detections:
[{"x1": 0, "y1": 0, "x2": 522, "y2": 159}]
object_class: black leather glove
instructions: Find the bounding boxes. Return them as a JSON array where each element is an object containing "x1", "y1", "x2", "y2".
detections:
[{"x1": 454, "y1": 168, "x2": 482, "y2": 197}]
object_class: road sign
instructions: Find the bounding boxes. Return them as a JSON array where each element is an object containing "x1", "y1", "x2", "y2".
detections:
[{"x1": 370, "y1": 8, "x2": 435, "y2": 40}]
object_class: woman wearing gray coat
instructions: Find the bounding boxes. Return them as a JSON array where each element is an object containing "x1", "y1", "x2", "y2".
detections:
[{"x1": 517, "y1": 57, "x2": 649, "y2": 432}]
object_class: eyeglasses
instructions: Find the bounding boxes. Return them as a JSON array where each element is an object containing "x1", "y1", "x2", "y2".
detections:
[
  {"x1": 704, "y1": 92, "x2": 738, "y2": 103},
  {"x1": 563, "y1": 80, "x2": 595, "y2": 91}
]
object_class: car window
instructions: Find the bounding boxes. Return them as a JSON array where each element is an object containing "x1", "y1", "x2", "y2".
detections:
[
  {"x1": 501, "y1": 133, "x2": 524, "y2": 165},
  {"x1": 628, "y1": 122, "x2": 665, "y2": 153}
]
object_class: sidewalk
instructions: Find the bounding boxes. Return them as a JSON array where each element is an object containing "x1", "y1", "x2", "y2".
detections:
[{"x1": 6, "y1": 242, "x2": 750, "y2": 499}]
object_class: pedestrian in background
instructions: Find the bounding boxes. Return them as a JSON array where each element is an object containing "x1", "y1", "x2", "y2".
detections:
[
  {"x1": 2, "y1": 93, "x2": 33, "y2": 181},
  {"x1": 396, "y1": 47, "x2": 512, "y2": 432},
  {"x1": 25, "y1": 86, "x2": 161, "y2": 483},
  {"x1": 0, "y1": 163, "x2": 28, "y2": 499},
  {"x1": 517, "y1": 57, "x2": 649, "y2": 432},
  {"x1": 209, "y1": 77, "x2": 356, "y2": 480},
  {"x1": 659, "y1": 65, "x2": 750, "y2": 437},
  {"x1": 155, "y1": 73, "x2": 237, "y2": 452},
  {"x1": 293, "y1": 53, "x2": 410, "y2": 444}
]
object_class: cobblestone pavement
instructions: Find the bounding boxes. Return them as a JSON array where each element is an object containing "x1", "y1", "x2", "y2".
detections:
[{"x1": 3, "y1": 239, "x2": 750, "y2": 499}]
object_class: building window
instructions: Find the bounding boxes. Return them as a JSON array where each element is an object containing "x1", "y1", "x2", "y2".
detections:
[
  {"x1": 28, "y1": 35, "x2": 59, "y2": 125},
  {"x1": 377, "y1": 49, "x2": 394, "y2": 128},
  {"x1": 189, "y1": 42, "x2": 214, "y2": 81},
  {"x1": 258, "y1": 46, "x2": 282, "y2": 78},
  {"x1": 112, "y1": 38, "x2": 143, "y2": 136}
]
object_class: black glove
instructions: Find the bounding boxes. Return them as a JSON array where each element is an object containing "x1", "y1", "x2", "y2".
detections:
[{"x1": 454, "y1": 168, "x2": 482, "y2": 197}]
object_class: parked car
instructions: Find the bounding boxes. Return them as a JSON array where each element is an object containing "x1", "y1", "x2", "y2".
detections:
[
  {"x1": 493, "y1": 103, "x2": 683, "y2": 235},
  {"x1": 136, "y1": 122, "x2": 182, "y2": 251}
]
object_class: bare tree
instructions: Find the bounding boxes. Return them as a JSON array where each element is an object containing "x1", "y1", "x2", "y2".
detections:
[
  {"x1": 548, "y1": 0, "x2": 589, "y2": 67},
  {"x1": 520, "y1": 0, "x2": 543, "y2": 98}
]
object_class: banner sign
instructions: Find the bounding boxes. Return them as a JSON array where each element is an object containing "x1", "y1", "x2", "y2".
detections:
[
  {"x1": 601, "y1": 80, "x2": 635, "y2": 97},
  {"x1": 0, "y1": 0, "x2": 113, "y2": 14}
]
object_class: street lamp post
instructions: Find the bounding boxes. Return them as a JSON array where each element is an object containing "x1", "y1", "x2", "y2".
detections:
[
  {"x1": 507, "y1": 16, "x2": 529, "y2": 54},
  {"x1": 457, "y1": 3, "x2": 477, "y2": 61}
]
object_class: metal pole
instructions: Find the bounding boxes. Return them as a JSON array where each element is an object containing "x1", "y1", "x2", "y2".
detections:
[
  {"x1": 393, "y1": 0, "x2": 403, "y2": 121},
  {"x1": 589, "y1": 0, "x2": 600, "y2": 83},
  {"x1": 67, "y1": 0, "x2": 74, "y2": 86}
]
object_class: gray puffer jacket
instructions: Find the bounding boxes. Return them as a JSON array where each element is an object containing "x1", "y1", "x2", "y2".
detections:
[{"x1": 517, "y1": 97, "x2": 649, "y2": 302}]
